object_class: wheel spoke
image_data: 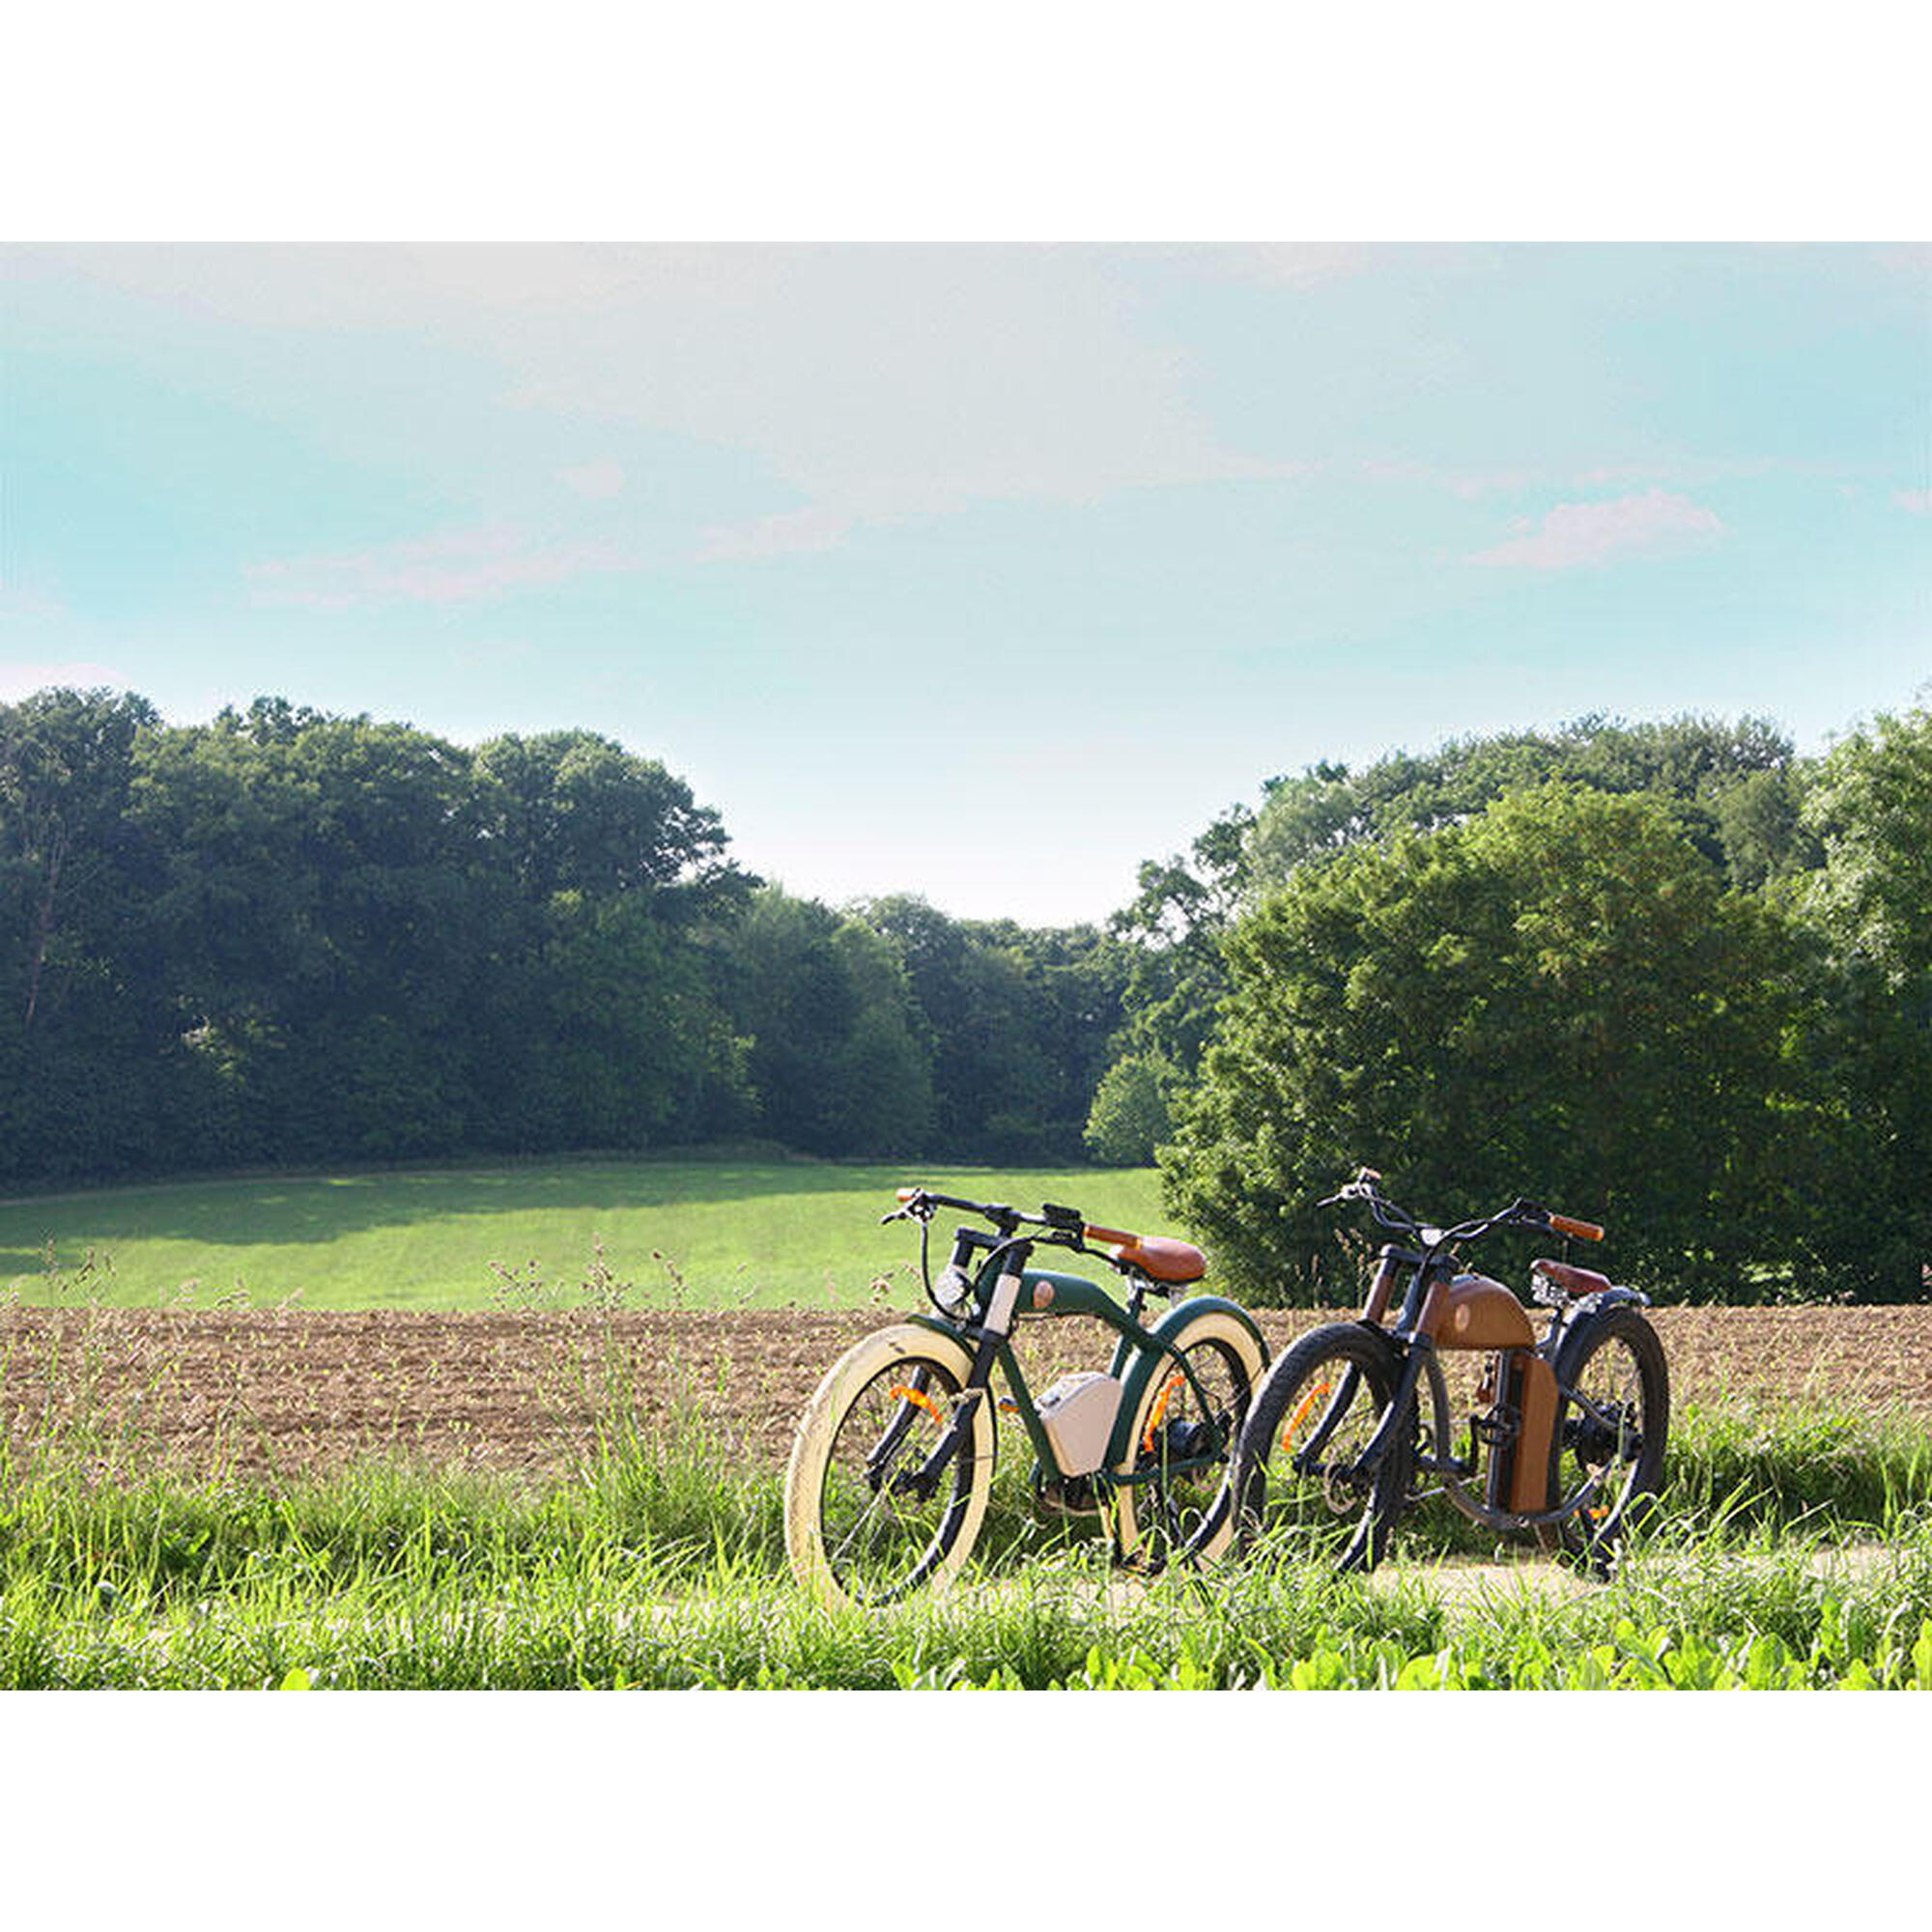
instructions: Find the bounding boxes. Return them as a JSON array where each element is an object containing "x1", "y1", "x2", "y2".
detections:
[{"x1": 817, "y1": 1356, "x2": 977, "y2": 1604}]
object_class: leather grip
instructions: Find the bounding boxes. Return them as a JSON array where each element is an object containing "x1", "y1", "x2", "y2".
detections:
[{"x1": 1549, "y1": 1212, "x2": 1605, "y2": 1241}]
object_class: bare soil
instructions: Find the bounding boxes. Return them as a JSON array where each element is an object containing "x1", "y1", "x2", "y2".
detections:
[{"x1": 4, "y1": 1302, "x2": 1929, "y2": 1483}]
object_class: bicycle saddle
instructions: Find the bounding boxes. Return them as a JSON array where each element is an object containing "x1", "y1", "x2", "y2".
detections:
[
  {"x1": 1084, "y1": 1224, "x2": 1208, "y2": 1285},
  {"x1": 1529, "y1": 1258, "x2": 1613, "y2": 1298}
]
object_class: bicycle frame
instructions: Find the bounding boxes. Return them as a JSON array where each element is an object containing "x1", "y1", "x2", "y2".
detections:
[
  {"x1": 902, "y1": 1221, "x2": 1263, "y2": 1496},
  {"x1": 1319, "y1": 1193, "x2": 1651, "y2": 1535}
]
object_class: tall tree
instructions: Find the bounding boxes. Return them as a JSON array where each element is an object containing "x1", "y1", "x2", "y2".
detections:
[
  {"x1": 1244, "y1": 713, "x2": 1801, "y2": 892},
  {"x1": 1788, "y1": 706, "x2": 1932, "y2": 1297},
  {"x1": 1163, "y1": 784, "x2": 1815, "y2": 1303},
  {"x1": 728, "y1": 890, "x2": 933, "y2": 1156},
  {"x1": 0, "y1": 689, "x2": 181, "y2": 1178},
  {"x1": 860, "y1": 895, "x2": 1126, "y2": 1161}
]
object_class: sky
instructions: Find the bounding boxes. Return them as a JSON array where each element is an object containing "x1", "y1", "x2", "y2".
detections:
[{"x1": 3, "y1": 242, "x2": 1927, "y2": 924}]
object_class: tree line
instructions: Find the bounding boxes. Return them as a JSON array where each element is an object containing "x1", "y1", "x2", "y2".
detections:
[
  {"x1": 4, "y1": 686, "x2": 1928, "y2": 1302},
  {"x1": 1107, "y1": 709, "x2": 1932, "y2": 1303},
  {"x1": 0, "y1": 691, "x2": 1125, "y2": 1182}
]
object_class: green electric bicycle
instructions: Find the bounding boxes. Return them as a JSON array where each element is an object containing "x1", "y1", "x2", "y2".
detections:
[{"x1": 784, "y1": 1187, "x2": 1268, "y2": 1608}]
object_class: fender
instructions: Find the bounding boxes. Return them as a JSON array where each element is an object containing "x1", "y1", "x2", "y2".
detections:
[
  {"x1": 1564, "y1": 1286, "x2": 1652, "y2": 1323},
  {"x1": 903, "y1": 1312, "x2": 969, "y2": 1345},
  {"x1": 1103, "y1": 1294, "x2": 1268, "y2": 1468}
]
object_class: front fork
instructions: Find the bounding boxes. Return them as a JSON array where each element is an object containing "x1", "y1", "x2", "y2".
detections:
[
  {"x1": 870, "y1": 1318, "x2": 1006, "y2": 1500},
  {"x1": 1313, "y1": 1337, "x2": 1431, "y2": 1490}
]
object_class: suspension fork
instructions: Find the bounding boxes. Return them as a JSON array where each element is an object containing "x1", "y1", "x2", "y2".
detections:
[
  {"x1": 1341, "y1": 1337, "x2": 1431, "y2": 1481},
  {"x1": 886, "y1": 1295, "x2": 1015, "y2": 1499},
  {"x1": 1293, "y1": 1364, "x2": 1365, "y2": 1470}
]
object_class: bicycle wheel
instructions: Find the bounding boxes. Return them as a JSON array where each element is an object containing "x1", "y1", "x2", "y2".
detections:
[
  {"x1": 1541, "y1": 1306, "x2": 1668, "y2": 1567},
  {"x1": 1112, "y1": 1309, "x2": 1264, "y2": 1573},
  {"x1": 1224, "y1": 1321, "x2": 1410, "y2": 1575},
  {"x1": 784, "y1": 1323, "x2": 996, "y2": 1609}
]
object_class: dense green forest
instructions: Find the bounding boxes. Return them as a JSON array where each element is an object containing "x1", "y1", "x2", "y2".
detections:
[
  {"x1": 0, "y1": 691, "x2": 1126, "y2": 1179},
  {"x1": 3, "y1": 686, "x2": 1928, "y2": 1301}
]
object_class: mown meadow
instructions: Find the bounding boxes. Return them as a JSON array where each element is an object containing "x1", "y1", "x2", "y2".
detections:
[{"x1": 0, "y1": 1156, "x2": 1167, "y2": 1310}]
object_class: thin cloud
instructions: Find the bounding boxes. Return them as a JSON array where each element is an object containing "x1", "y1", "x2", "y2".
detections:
[
  {"x1": 557, "y1": 460, "x2": 626, "y2": 500},
  {"x1": 1469, "y1": 488, "x2": 1726, "y2": 570},
  {"x1": 1353, "y1": 456, "x2": 1543, "y2": 498},
  {"x1": 0, "y1": 660, "x2": 128, "y2": 700},
  {"x1": 1894, "y1": 488, "x2": 1931, "y2": 514},
  {"x1": 245, "y1": 526, "x2": 648, "y2": 608},
  {"x1": 695, "y1": 507, "x2": 856, "y2": 564}
]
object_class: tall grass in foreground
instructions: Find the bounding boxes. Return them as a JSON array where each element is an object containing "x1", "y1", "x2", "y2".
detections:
[{"x1": 3, "y1": 1385, "x2": 1932, "y2": 1688}]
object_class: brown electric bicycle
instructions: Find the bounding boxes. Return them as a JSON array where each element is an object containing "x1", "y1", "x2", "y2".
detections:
[{"x1": 1196, "y1": 1168, "x2": 1669, "y2": 1577}]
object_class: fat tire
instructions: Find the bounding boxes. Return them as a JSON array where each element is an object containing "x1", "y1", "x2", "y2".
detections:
[
  {"x1": 784, "y1": 1322, "x2": 996, "y2": 1609},
  {"x1": 1540, "y1": 1305, "x2": 1669, "y2": 1568},
  {"x1": 1211, "y1": 1320, "x2": 1410, "y2": 1576}
]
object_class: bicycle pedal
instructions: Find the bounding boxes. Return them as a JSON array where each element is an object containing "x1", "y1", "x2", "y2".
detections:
[{"x1": 1034, "y1": 1475, "x2": 1103, "y2": 1518}]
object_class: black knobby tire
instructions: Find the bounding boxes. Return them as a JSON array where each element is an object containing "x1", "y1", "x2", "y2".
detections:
[
  {"x1": 1541, "y1": 1305, "x2": 1669, "y2": 1567},
  {"x1": 1221, "y1": 1321, "x2": 1411, "y2": 1576}
]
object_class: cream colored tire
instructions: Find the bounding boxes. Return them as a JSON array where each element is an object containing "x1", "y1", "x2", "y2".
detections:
[
  {"x1": 1112, "y1": 1308, "x2": 1265, "y2": 1572},
  {"x1": 784, "y1": 1322, "x2": 996, "y2": 1609}
]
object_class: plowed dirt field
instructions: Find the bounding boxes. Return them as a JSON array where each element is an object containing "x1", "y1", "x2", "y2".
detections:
[{"x1": 5, "y1": 1304, "x2": 1929, "y2": 1480}]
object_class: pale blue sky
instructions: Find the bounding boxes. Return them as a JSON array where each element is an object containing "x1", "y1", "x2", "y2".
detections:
[{"x1": 3, "y1": 243, "x2": 1926, "y2": 923}]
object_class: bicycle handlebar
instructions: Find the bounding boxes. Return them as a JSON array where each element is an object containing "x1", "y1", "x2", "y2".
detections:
[
  {"x1": 885, "y1": 1186, "x2": 1084, "y2": 1239},
  {"x1": 884, "y1": 1187, "x2": 1179, "y2": 1282},
  {"x1": 1321, "y1": 1167, "x2": 1605, "y2": 1251}
]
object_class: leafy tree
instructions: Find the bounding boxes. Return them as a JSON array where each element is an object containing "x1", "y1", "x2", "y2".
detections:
[
  {"x1": 728, "y1": 890, "x2": 933, "y2": 1156},
  {"x1": 1245, "y1": 713, "x2": 1802, "y2": 892},
  {"x1": 472, "y1": 730, "x2": 745, "y2": 911},
  {"x1": 859, "y1": 895, "x2": 1127, "y2": 1161},
  {"x1": 1162, "y1": 784, "x2": 1816, "y2": 1303},
  {"x1": 132, "y1": 710, "x2": 497, "y2": 1159},
  {"x1": 1803, "y1": 706, "x2": 1932, "y2": 985},
  {"x1": 478, "y1": 890, "x2": 751, "y2": 1153},
  {"x1": 1788, "y1": 706, "x2": 1932, "y2": 1297},
  {"x1": 1103, "y1": 802, "x2": 1256, "y2": 1079},
  {"x1": 129, "y1": 701, "x2": 753, "y2": 1167},
  {"x1": 0, "y1": 688, "x2": 185, "y2": 1177},
  {"x1": 1082, "y1": 1053, "x2": 1177, "y2": 1165}
]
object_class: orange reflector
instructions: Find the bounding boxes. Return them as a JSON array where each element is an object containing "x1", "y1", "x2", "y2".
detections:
[
  {"x1": 1142, "y1": 1373, "x2": 1184, "y2": 1453},
  {"x1": 889, "y1": 1384, "x2": 946, "y2": 1428},
  {"x1": 1282, "y1": 1379, "x2": 1333, "y2": 1448}
]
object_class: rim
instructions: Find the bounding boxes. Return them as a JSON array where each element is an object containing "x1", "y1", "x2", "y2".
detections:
[
  {"x1": 1131, "y1": 1338, "x2": 1252, "y2": 1563},
  {"x1": 817, "y1": 1355, "x2": 975, "y2": 1604}
]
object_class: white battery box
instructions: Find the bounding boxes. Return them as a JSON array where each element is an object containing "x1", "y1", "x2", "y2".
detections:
[{"x1": 1036, "y1": 1371, "x2": 1125, "y2": 1477}]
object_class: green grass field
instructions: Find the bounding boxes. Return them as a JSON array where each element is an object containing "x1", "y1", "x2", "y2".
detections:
[{"x1": 0, "y1": 1155, "x2": 1169, "y2": 1310}]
